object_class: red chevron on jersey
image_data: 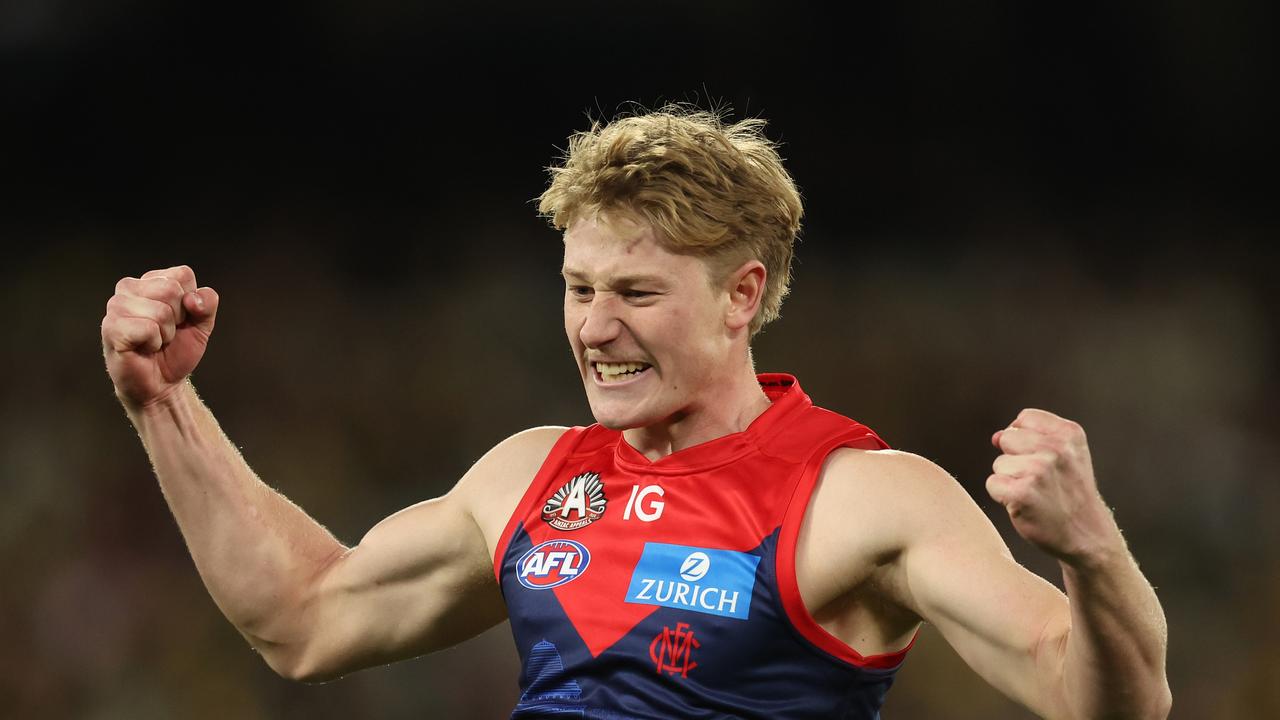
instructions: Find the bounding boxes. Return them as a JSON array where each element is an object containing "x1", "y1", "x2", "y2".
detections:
[{"x1": 495, "y1": 373, "x2": 915, "y2": 719}]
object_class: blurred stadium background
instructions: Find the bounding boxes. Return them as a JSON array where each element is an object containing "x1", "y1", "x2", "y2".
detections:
[{"x1": 2, "y1": 1, "x2": 1276, "y2": 718}]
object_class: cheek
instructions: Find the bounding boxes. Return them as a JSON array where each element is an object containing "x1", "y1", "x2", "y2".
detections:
[
  {"x1": 564, "y1": 304, "x2": 582, "y2": 341},
  {"x1": 684, "y1": 302, "x2": 725, "y2": 346},
  {"x1": 662, "y1": 311, "x2": 716, "y2": 364}
]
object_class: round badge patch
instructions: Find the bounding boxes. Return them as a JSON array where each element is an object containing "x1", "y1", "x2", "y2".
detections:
[{"x1": 517, "y1": 539, "x2": 591, "y2": 590}]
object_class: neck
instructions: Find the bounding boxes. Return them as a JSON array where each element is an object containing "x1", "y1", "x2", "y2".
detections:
[{"x1": 622, "y1": 357, "x2": 772, "y2": 461}]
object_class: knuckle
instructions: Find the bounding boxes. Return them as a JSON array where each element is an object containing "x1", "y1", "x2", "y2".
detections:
[
  {"x1": 984, "y1": 475, "x2": 1003, "y2": 496},
  {"x1": 154, "y1": 297, "x2": 177, "y2": 324},
  {"x1": 146, "y1": 276, "x2": 182, "y2": 299},
  {"x1": 999, "y1": 486, "x2": 1026, "y2": 506}
]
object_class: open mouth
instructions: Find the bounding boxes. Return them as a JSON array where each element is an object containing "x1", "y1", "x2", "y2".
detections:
[{"x1": 593, "y1": 361, "x2": 653, "y2": 384}]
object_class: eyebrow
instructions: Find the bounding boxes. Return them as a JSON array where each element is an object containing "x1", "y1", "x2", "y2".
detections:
[{"x1": 561, "y1": 267, "x2": 667, "y2": 286}]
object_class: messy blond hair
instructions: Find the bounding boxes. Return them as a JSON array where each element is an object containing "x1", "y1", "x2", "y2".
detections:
[{"x1": 537, "y1": 105, "x2": 803, "y2": 336}]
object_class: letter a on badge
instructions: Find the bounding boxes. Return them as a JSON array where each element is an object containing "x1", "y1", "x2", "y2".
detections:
[{"x1": 561, "y1": 477, "x2": 588, "y2": 518}]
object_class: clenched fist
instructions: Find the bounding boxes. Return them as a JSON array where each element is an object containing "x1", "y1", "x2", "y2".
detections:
[
  {"x1": 988, "y1": 409, "x2": 1125, "y2": 566},
  {"x1": 102, "y1": 265, "x2": 220, "y2": 409}
]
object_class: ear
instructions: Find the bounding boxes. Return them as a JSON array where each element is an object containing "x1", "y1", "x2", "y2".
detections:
[{"x1": 724, "y1": 260, "x2": 767, "y2": 332}]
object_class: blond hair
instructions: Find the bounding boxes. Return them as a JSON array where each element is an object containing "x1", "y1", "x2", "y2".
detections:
[{"x1": 537, "y1": 105, "x2": 803, "y2": 336}]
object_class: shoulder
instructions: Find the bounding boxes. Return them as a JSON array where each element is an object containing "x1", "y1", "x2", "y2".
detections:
[
  {"x1": 808, "y1": 447, "x2": 1013, "y2": 615},
  {"x1": 811, "y1": 448, "x2": 994, "y2": 558},
  {"x1": 452, "y1": 425, "x2": 572, "y2": 544},
  {"x1": 454, "y1": 425, "x2": 570, "y2": 497},
  {"x1": 818, "y1": 448, "x2": 968, "y2": 514},
  {"x1": 486, "y1": 425, "x2": 573, "y2": 466}
]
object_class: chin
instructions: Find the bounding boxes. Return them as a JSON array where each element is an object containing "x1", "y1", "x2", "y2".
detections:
[
  {"x1": 588, "y1": 407, "x2": 646, "y2": 431},
  {"x1": 593, "y1": 416, "x2": 633, "y2": 431},
  {"x1": 587, "y1": 398, "x2": 661, "y2": 431}
]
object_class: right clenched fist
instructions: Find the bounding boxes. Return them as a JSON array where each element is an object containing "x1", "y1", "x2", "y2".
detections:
[{"x1": 102, "y1": 265, "x2": 220, "y2": 409}]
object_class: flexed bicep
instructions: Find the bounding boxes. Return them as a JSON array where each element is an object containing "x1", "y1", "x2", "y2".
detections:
[
  {"x1": 892, "y1": 456, "x2": 1071, "y2": 718},
  {"x1": 272, "y1": 426, "x2": 565, "y2": 682},
  {"x1": 282, "y1": 493, "x2": 506, "y2": 682}
]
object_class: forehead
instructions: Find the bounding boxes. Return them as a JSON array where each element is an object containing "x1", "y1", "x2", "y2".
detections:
[{"x1": 562, "y1": 213, "x2": 702, "y2": 280}]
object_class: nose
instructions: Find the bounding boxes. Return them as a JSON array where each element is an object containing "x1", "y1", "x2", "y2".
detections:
[{"x1": 578, "y1": 293, "x2": 622, "y2": 349}]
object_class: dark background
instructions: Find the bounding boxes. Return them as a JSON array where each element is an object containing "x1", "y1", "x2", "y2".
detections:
[{"x1": 2, "y1": 1, "x2": 1276, "y2": 717}]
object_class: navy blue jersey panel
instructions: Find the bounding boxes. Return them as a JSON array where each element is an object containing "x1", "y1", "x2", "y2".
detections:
[{"x1": 503, "y1": 526, "x2": 900, "y2": 719}]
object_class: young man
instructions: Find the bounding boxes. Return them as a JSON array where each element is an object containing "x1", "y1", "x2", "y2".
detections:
[{"x1": 101, "y1": 108, "x2": 1170, "y2": 718}]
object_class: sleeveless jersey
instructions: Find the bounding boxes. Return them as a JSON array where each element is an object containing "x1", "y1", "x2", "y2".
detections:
[{"x1": 493, "y1": 374, "x2": 914, "y2": 719}]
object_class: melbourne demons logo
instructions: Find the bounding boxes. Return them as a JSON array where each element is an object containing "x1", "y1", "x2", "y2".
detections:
[
  {"x1": 517, "y1": 539, "x2": 591, "y2": 590},
  {"x1": 650, "y1": 622, "x2": 700, "y2": 678},
  {"x1": 542, "y1": 471, "x2": 607, "y2": 531}
]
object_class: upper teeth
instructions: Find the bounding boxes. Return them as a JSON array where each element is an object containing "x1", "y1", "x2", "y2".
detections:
[{"x1": 596, "y1": 362, "x2": 647, "y2": 376}]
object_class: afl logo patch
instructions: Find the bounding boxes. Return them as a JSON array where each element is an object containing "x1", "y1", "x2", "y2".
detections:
[
  {"x1": 542, "y1": 471, "x2": 607, "y2": 531},
  {"x1": 517, "y1": 539, "x2": 591, "y2": 590}
]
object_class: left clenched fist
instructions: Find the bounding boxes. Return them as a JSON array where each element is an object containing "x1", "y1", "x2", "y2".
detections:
[{"x1": 988, "y1": 409, "x2": 1124, "y2": 566}]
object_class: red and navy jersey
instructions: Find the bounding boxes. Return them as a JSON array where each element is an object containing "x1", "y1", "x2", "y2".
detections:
[{"x1": 493, "y1": 374, "x2": 914, "y2": 719}]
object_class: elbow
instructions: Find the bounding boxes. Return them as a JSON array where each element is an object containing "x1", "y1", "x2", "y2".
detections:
[
  {"x1": 1077, "y1": 680, "x2": 1171, "y2": 720},
  {"x1": 255, "y1": 642, "x2": 309, "y2": 682},
  {"x1": 1148, "y1": 681, "x2": 1173, "y2": 720},
  {"x1": 251, "y1": 555, "x2": 352, "y2": 683},
  {"x1": 246, "y1": 620, "x2": 346, "y2": 684},
  {"x1": 260, "y1": 644, "x2": 345, "y2": 684},
  {"x1": 1130, "y1": 663, "x2": 1172, "y2": 720},
  {"x1": 280, "y1": 663, "x2": 343, "y2": 685}
]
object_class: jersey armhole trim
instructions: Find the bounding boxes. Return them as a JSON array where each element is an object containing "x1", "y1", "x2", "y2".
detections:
[
  {"x1": 776, "y1": 431, "x2": 918, "y2": 671},
  {"x1": 492, "y1": 426, "x2": 589, "y2": 585}
]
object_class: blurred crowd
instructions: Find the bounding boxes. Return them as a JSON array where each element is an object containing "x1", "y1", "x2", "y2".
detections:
[
  {"x1": 4, "y1": 230, "x2": 1275, "y2": 718},
  {"x1": 2, "y1": 1, "x2": 1276, "y2": 718}
]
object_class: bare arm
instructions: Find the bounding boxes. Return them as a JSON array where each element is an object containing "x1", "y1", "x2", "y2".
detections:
[
  {"x1": 829, "y1": 436, "x2": 1169, "y2": 718},
  {"x1": 103, "y1": 265, "x2": 559, "y2": 681},
  {"x1": 1052, "y1": 540, "x2": 1170, "y2": 719},
  {"x1": 882, "y1": 410, "x2": 1171, "y2": 719},
  {"x1": 126, "y1": 380, "x2": 356, "y2": 674},
  {"x1": 984, "y1": 410, "x2": 1171, "y2": 718}
]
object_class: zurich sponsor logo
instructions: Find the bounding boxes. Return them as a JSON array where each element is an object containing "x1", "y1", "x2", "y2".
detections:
[
  {"x1": 518, "y1": 539, "x2": 590, "y2": 590},
  {"x1": 679, "y1": 552, "x2": 710, "y2": 581},
  {"x1": 625, "y1": 543, "x2": 760, "y2": 621}
]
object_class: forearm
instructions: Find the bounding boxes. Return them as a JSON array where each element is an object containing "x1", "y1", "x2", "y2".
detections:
[
  {"x1": 1051, "y1": 539, "x2": 1171, "y2": 719},
  {"x1": 127, "y1": 380, "x2": 346, "y2": 651}
]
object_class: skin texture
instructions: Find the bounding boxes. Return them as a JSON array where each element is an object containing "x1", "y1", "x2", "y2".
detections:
[
  {"x1": 561, "y1": 212, "x2": 772, "y2": 457},
  {"x1": 104, "y1": 224, "x2": 1169, "y2": 717}
]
